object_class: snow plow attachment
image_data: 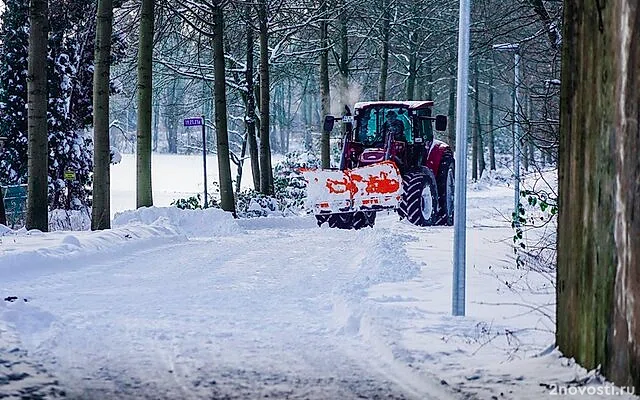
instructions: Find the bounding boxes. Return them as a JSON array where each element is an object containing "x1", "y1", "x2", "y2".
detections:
[{"x1": 302, "y1": 161, "x2": 402, "y2": 216}]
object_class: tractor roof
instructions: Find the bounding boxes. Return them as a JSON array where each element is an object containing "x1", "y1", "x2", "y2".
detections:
[{"x1": 353, "y1": 101, "x2": 434, "y2": 110}]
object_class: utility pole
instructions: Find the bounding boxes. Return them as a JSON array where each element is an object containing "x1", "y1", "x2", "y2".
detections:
[{"x1": 452, "y1": 0, "x2": 471, "y2": 317}]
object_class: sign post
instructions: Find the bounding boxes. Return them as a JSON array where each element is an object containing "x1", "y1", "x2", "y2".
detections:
[
  {"x1": 64, "y1": 170, "x2": 76, "y2": 210},
  {"x1": 184, "y1": 116, "x2": 207, "y2": 208}
]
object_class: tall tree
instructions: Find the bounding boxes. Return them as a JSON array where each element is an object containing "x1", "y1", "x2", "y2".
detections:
[
  {"x1": 26, "y1": 0, "x2": 48, "y2": 231},
  {"x1": 377, "y1": 0, "x2": 390, "y2": 101},
  {"x1": 212, "y1": 3, "x2": 235, "y2": 213},
  {"x1": 245, "y1": 0, "x2": 260, "y2": 191},
  {"x1": 257, "y1": 0, "x2": 273, "y2": 194},
  {"x1": 557, "y1": 0, "x2": 639, "y2": 388},
  {"x1": 136, "y1": 0, "x2": 154, "y2": 208},
  {"x1": 91, "y1": 0, "x2": 114, "y2": 230},
  {"x1": 319, "y1": 0, "x2": 330, "y2": 169},
  {"x1": 487, "y1": 64, "x2": 496, "y2": 171}
]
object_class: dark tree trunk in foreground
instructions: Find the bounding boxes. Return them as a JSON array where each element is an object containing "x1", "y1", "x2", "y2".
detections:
[
  {"x1": 136, "y1": 0, "x2": 154, "y2": 208},
  {"x1": 212, "y1": 4, "x2": 235, "y2": 214},
  {"x1": 26, "y1": 0, "x2": 49, "y2": 232},
  {"x1": 557, "y1": 0, "x2": 640, "y2": 388},
  {"x1": 257, "y1": 0, "x2": 273, "y2": 194},
  {"x1": 92, "y1": 0, "x2": 114, "y2": 230}
]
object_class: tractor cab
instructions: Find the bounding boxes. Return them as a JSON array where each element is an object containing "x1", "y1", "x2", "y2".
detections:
[
  {"x1": 311, "y1": 100, "x2": 453, "y2": 230},
  {"x1": 336, "y1": 101, "x2": 447, "y2": 173}
]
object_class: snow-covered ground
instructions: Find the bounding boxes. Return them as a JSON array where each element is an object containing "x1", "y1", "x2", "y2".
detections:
[{"x1": 1, "y1": 157, "x2": 637, "y2": 399}]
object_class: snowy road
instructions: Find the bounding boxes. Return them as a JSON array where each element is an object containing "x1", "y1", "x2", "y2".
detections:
[
  {"x1": 1, "y1": 214, "x2": 452, "y2": 399},
  {"x1": 5, "y1": 169, "x2": 619, "y2": 400}
]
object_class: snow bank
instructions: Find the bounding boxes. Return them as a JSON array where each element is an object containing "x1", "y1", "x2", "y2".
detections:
[
  {"x1": 113, "y1": 206, "x2": 242, "y2": 237},
  {"x1": 0, "y1": 220, "x2": 183, "y2": 282},
  {"x1": 236, "y1": 214, "x2": 318, "y2": 230}
]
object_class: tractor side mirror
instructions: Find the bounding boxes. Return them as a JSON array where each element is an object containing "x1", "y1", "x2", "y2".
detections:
[
  {"x1": 435, "y1": 115, "x2": 447, "y2": 132},
  {"x1": 323, "y1": 115, "x2": 335, "y2": 132}
]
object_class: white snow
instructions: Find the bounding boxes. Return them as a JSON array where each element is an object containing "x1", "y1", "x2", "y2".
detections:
[{"x1": 0, "y1": 158, "x2": 637, "y2": 399}]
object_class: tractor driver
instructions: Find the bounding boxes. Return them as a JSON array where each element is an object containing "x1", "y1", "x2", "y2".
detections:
[{"x1": 383, "y1": 110, "x2": 406, "y2": 142}]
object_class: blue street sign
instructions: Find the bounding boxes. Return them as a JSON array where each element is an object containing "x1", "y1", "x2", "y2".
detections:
[{"x1": 184, "y1": 117, "x2": 204, "y2": 127}]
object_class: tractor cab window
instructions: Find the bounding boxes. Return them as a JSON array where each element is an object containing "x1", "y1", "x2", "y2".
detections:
[
  {"x1": 356, "y1": 107, "x2": 411, "y2": 146},
  {"x1": 414, "y1": 108, "x2": 434, "y2": 144}
]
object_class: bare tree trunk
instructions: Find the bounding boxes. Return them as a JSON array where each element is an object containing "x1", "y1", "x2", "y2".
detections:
[
  {"x1": 338, "y1": 0, "x2": 349, "y2": 110},
  {"x1": 26, "y1": 0, "x2": 49, "y2": 232},
  {"x1": 610, "y1": 0, "x2": 640, "y2": 387},
  {"x1": 211, "y1": 4, "x2": 235, "y2": 213},
  {"x1": 136, "y1": 0, "x2": 154, "y2": 208},
  {"x1": 377, "y1": 0, "x2": 389, "y2": 101},
  {"x1": 319, "y1": 1, "x2": 331, "y2": 169},
  {"x1": 447, "y1": 72, "x2": 456, "y2": 151},
  {"x1": 92, "y1": 0, "x2": 114, "y2": 230},
  {"x1": 476, "y1": 63, "x2": 485, "y2": 177},
  {"x1": 424, "y1": 61, "x2": 434, "y2": 100},
  {"x1": 558, "y1": 0, "x2": 640, "y2": 389},
  {"x1": 257, "y1": 0, "x2": 273, "y2": 194},
  {"x1": 245, "y1": 0, "x2": 260, "y2": 191},
  {"x1": 406, "y1": 31, "x2": 418, "y2": 101},
  {"x1": 0, "y1": 187, "x2": 6, "y2": 226},
  {"x1": 164, "y1": 79, "x2": 179, "y2": 154},
  {"x1": 152, "y1": 98, "x2": 159, "y2": 152},
  {"x1": 488, "y1": 65, "x2": 496, "y2": 170},
  {"x1": 527, "y1": 94, "x2": 535, "y2": 168},
  {"x1": 472, "y1": 62, "x2": 479, "y2": 180}
]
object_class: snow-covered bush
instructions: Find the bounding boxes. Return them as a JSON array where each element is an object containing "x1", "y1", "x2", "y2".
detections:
[
  {"x1": 170, "y1": 151, "x2": 321, "y2": 218},
  {"x1": 236, "y1": 150, "x2": 320, "y2": 217},
  {"x1": 170, "y1": 193, "x2": 220, "y2": 210},
  {"x1": 273, "y1": 150, "x2": 320, "y2": 210},
  {"x1": 49, "y1": 208, "x2": 91, "y2": 231}
]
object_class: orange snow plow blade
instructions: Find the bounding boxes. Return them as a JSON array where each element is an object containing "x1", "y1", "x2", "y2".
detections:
[{"x1": 301, "y1": 161, "x2": 402, "y2": 214}]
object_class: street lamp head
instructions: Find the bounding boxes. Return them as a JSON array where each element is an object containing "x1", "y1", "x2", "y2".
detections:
[{"x1": 492, "y1": 43, "x2": 520, "y2": 51}]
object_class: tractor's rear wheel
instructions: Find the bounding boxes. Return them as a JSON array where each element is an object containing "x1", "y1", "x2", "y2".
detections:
[
  {"x1": 316, "y1": 211, "x2": 376, "y2": 230},
  {"x1": 437, "y1": 155, "x2": 455, "y2": 226},
  {"x1": 398, "y1": 171, "x2": 439, "y2": 226}
]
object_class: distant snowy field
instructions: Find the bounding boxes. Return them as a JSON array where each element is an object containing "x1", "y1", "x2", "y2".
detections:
[
  {"x1": 1, "y1": 156, "x2": 637, "y2": 399},
  {"x1": 110, "y1": 153, "x2": 266, "y2": 216}
]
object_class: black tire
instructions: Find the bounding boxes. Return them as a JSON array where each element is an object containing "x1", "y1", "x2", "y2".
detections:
[
  {"x1": 315, "y1": 214, "x2": 329, "y2": 227},
  {"x1": 316, "y1": 211, "x2": 376, "y2": 229},
  {"x1": 398, "y1": 170, "x2": 438, "y2": 226},
  {"x1": 436, "y1": 154, "x2": 455, "y2": 226},
  {"x1": 352, "y1": 211, "x2": 376, "y2": 229},
  {"x1": 327, "y1": 213, "x2": 354, "y2": 229}
]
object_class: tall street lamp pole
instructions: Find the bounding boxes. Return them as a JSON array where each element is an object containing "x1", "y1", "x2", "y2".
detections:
[{"x1": 452, "y1": 0, "x2": 471, "y2": 317}]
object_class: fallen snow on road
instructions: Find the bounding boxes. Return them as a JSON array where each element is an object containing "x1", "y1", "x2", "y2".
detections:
[{"x1": 1, "y1": 168, "x2": 637, "y2": 399}]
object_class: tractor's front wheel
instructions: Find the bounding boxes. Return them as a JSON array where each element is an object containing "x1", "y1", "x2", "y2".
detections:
[
  {"x1": 315, "y1": 211, "x2": 376, "y2": 230},
  {"x1": 398, "y1": 171, "x2": 439, "y2": 226}
]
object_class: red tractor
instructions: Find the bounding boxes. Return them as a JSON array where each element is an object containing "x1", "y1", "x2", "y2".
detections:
[{"x1": 303, "y1": 101, "x2": 454, "y2": 230}]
